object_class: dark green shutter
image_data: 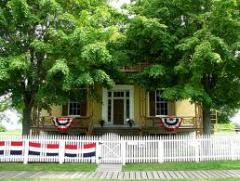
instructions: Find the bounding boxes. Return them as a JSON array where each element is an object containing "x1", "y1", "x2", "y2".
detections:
[
  {"x1": 149, "y1": 91, "x2": 155, "y2": 116},
  {"x1": 80, "y1": 89, "x2": 87, "y2": 116}
]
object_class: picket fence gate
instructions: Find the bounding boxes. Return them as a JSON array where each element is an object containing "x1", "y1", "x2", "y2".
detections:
[{"x1": 0, "y1": 133, "x2": 240, "y2": 165}]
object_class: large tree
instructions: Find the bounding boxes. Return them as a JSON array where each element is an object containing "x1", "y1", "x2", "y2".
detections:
[
  {"x1": 122, "y1": 0, "x2": 240, "y2": 134},
  {"x1": 0, "y1": 0, "x2": 122, "y2": 135}
]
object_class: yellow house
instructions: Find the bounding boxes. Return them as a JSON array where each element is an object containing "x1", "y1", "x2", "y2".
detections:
[{"x1": 31, "y1": 83, "x2": 203, "y2": 135}]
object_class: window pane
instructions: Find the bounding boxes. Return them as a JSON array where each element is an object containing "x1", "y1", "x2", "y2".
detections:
[{"x1": 150, "y1": 90, "x2": 168, "y2": 116}]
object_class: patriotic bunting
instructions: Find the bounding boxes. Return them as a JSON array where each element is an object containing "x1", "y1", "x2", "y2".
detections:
[
  {"x1": 83, "y1": 143, "x2": 96, "y2": 157},
  {"x1": 29, "y1": 142, "x2": 41, "y2": 156},
  {"x1": 46, "y1": 143, "x2": 59, "y2": 156},
  {"x1": 161, "y1": 117, "x2": 183, "y2": 131},
  {"x1": 52, "y1": 117, "x2": 73, "y2": 133},
  {"x1": 65, "y1": 143, "x2": 96, "y2": 158},
  {"x1": 0, "y1": 140, "x2": 96, "y2": 158},
  {"x1": 10, "y1": 141, "x2": 23, "y2": 155},
  {"x1": 0, "y1": 141, "x2": 4, "y2": 155},
  {"x1": 65, "y1": 144, "x2": 78, "y2": 157}
]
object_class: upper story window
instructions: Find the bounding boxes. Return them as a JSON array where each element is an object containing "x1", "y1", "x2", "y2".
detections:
[{"x1": 149, "y1": 90, "x2": 169, "y2": 116}]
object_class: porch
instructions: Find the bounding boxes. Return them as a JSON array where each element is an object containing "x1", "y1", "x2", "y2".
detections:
[{"x1": 30, "y1": 115, "x2": 201, "y2": 135}]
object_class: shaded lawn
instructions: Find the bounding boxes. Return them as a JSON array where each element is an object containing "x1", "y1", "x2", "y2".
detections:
[
  {"x1": 0, "y1": 163, "x2": 96, "y2": 172},
  {"x1": 123, "y1": 160, "x2": 240, "y2": 171}
]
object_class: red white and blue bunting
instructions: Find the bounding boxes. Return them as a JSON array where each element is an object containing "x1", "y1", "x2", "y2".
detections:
[
  {"x1": 52, "y1": 117, "x2": 74, "y2": 133},
  {"x1": 0, "y1": 141, "x2": 4, "y2": 155},
  {"x1": 0, "y1": 141, "x2": 96, "y2": 158},
  {"x1": 10, "y1": 141, "x2": 23, "y2": 155},
  {"x1": 161, "y1": 117, "x2": 183, "y2": 131}
]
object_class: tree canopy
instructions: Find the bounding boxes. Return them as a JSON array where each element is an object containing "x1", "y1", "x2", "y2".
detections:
[
  {"x1": 0, "y1": 0, "x2": 239, "y2": 135},
  {"x1": 121, "y1": 0, "x2": 240, "y2": 134},
  {"x1": 0, "y1": 0, "x2": 123, "y2": 134}
]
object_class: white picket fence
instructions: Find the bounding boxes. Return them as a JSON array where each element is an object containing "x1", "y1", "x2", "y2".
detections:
[{"x1": 0, "y1": 133, "x2": 240, "y2": 164}]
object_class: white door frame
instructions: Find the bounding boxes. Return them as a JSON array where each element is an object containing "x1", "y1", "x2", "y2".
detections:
[{"x1": 102, "y1": 85, "x2": 134, "y2": 125}]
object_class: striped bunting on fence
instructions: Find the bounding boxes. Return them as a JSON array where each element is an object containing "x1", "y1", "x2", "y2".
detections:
[
  {"x1": 0, "y1": 141, "x2": 4, "y2": 155},
  {"x1": 83, "y1": 143, "x2": 96, "y2": 157},
  {"x1": 65, "y1": 144, "x2": 78, "y2": 157},
  {"x1": 10, "y1": 141, "x2": 23, "y2": 155},
  {"x1": 65, "y1": 143, "x2": 96, "y2": 158},
  {"x1": 46, "y1": 143, "x2": 59, "y2": 156},
  {"x1": 29, "y1": 142, "x2": 41, "y2": 156}
]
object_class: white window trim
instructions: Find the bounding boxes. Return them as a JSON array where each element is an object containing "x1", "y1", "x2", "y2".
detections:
[
  {"x1": 148, "y1": 90, "x2": 169, "y2": 117},
  {"x1": 102, "y1": 85, "x2": 134, "y2": 125},
  {"x1": 155, "y1": 90, "x2": 168, "y2": 116}
]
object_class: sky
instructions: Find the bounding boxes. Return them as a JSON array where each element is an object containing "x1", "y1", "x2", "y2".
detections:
[{"x1": 109, "y1": 0, "x2": 131, "y2": 9}]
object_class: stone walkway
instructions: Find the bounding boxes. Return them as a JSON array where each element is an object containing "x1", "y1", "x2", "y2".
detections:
[
  {"x1": 1, "y1": 170, "x2": 240, "y2": 180},
  {"x1": 96, "y1": 164, "x2": 122, "y2": 172}
]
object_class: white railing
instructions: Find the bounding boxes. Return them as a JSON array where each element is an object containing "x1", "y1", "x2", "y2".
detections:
[{"x1": 0, "y1": 133, "x2": 240, "y2": 164}]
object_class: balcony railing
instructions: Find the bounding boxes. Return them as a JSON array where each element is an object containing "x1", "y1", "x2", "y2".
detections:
[
  {"x1": 147, "y1": 116, "x2": 201, "y2": 129},
  {"x1": 31, "y1": 116, "x2": 93, "y2": 134}
]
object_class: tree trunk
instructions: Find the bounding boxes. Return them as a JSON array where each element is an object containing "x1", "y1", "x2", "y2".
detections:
[
  {"x1": 203, "y1": 106, "x2": 212, "y2": 135},
  {"x1": 22, "y1": 104, "x2": 32, "y2": 135}
]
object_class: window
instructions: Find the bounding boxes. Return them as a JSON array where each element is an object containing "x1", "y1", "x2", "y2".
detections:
[
  {"x1": 68, "y1": 100, "x2": 81, "y2": 115},
  {"x1": 68, "y1": 97, "x2": 87, "y2": 116},
  {"x1": 149, "y1": 90, "x2": 169, "y2": 116},
  {"x1": 62, "y1": 90, "x2": 87, "y2": 116}
]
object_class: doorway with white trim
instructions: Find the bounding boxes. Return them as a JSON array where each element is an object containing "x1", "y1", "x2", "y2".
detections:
[{"x1": 102, "y1": 85, "x2": 134, "y2": 125}]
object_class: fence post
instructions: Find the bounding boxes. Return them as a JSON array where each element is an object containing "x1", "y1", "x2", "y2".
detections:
[
  {"x1": 95, "y1": 141, "x2": 101, "y2": 164},
  {"x1": 195, "y1": 139, "x2": 199, "y2": 162},
  {"x1": 121, "y1": 139, "x2": 126, "y2": 165},
  {"x1": 23, "y1": 139, "x2": 29, "y2": 164},
  {"x1": 59, "y1": 140, "x2": 65, "y2": 164},
  {"x1": 158, "y1": 140, "x2": 164, "y2": 163}
]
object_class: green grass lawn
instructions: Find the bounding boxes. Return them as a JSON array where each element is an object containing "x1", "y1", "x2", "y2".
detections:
[
  {"x1": 0, "y1": 163, "x2": 96, "y2": 172},
  {"x1": 123, "y1": 160, "x2": 240, "y2": 171},
  {"x1": 1, "y1": 179, "x2": 240, "y2": 181},
  {"x1": 0, "y1": 129, "x2": 21, "y2": 136},
  {"x1": 214, "y1": 123, "x2": 236, "y2": 132}
]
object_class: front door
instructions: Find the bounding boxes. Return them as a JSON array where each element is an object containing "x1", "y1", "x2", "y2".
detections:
[
  {"x1": 107, "y1": 90, "x2": 130, "y2": 125},
  {"x1": 113, "y1": 99, "x2": 124, "y2": 125}
]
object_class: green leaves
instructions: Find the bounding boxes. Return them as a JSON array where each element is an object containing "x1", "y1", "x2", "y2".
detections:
[
  {"x1": 7, "y1": 0, "x2": 30, "y2": 22},
  {"x1": 48, "y1": 59, "x2": 69, "y2": 80},
  {"x1": 81, "y1": 42, "x2": 112, "y2": 64},
  {"x1": 0, "y1": 58, "x2": 9, "y2": 81},
  {"x1": 143, "y1": 64, "x2": 166, "y2": 78},
  {"x1": 92, "y1": 69, "x2": 114, "y2": 87},
  {"x1": 9, "y1": 55, "x2": 30, "y2": 73}
]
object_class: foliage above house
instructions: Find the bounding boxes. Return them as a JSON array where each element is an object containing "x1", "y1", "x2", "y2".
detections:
[
  {"x1": 0, "y1": 0, "x2": 240, "y2": 135},
  {"x1": 118, "y1": 0, "x2": 240, "y2": 134},
  {"x1": 0, "y1": 0, "x2": 124, "y2": 134}
]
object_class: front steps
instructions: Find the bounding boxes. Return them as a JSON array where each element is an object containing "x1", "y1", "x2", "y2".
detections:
[{"x1": 92, "y1": 125, "x2": 142, "y2": 136}]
